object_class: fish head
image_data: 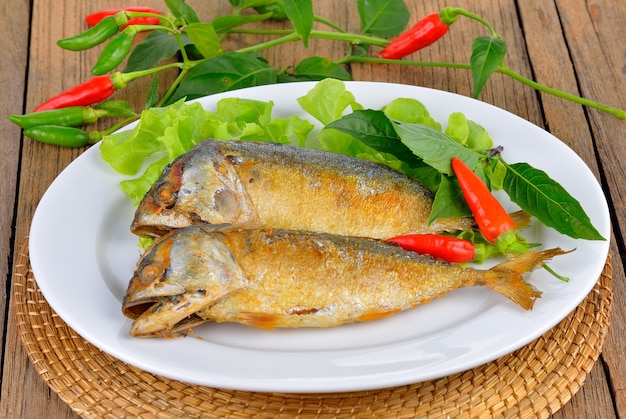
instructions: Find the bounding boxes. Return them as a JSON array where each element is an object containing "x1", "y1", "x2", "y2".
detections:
[
  {"x1": 122, "y1": 224, "x2": 249, "y2": 338},
  {"x1": 131, "y1": 140, "x2": 257, "y2": 238}
]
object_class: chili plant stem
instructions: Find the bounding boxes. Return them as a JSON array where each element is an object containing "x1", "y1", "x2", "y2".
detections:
[
  {"x1": 447, "y1": 7, "x2": 498, "y2": 37},
  {"x1": 230, "y1": 29, "x2": 389, "y2": 48},
  {"x1": 313, "y1": 15, "x2": 345, "y2": 33},
  {"x1": 498, "y1": 65, "x2": 626, "y2": 119},
  {"x1": 341, "y1": 56, "x2": 626, "y2": 119}
]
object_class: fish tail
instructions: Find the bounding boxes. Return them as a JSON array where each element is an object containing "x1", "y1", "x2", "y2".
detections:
[{"x1": 482, "y1": 248, "x2": 568, "y2": 310}]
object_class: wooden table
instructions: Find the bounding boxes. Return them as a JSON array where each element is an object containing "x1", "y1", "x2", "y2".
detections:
[{"x1": 1, "y1": 1, "x2": 624, "y2": 417}]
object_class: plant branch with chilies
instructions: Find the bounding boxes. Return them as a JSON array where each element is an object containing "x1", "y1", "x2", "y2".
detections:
[{"x1": 9, "y1": 0, "x2": 625, "y2": 147}]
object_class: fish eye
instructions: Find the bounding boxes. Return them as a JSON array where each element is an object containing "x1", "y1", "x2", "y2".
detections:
[
  {"x1": 153, "y1": 181, "x2": 177, "y2": 208},
  {"x1": 139, "y1": 263, "x2": 163, "y2": 283},
  {"x1": 213, "y1": 189, "x2": 240, "y2": 221}
]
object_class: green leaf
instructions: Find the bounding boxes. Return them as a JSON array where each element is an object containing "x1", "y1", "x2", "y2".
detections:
[
  {"x1": 484, "y1": 159, "x2": 507, "y2": 190},
  {"x1": 392, "y1": 120, "x2": 484, "y2": 175},
  {"x1": 382, "y1": 97, "x2": 442, "y2": 130},
  {"x1": 296, "y1": 78, "x2": 362, "y2": 125},
  {"x1": 145, "y1": 75, "x2": 159, "y2": 108},
  {"x1": 184, "y1": 23, "x2": 222, "y2": 58},
  {"x1": 211, "y1": 13, "x2": 273, "y2": 33},
  {"x1": 231, "y1": 0, "x2": 274, "y2": 9},
  {"x1": 94, "y1": 100, "x2": 136, "y2": 117},
  {"x1": 503, "y1": 162, "x2": 605, "y2": 240},
  {"x1": 214, "y1": 97, "x2": 274, "y2": 124},
  {"x1": 124, "y1": 31, "x2": 184, "y2": 73},
  {"x1": 167, "y1": 52, "x2": 278, "y2": 103},
  {"x1": 470, "y1": 36, "x2": 507, "y2": 98},
  {"x1": 254, "y1": 0, "x2": 288, "y2": 20},
  {"x1": 261, "y1": 115, "x2": 315, "y2": 146},
  {"x1": 164, "y1": 0, "x2": 200, "y2": 23},
  {"x1": 429, "y1": 175, "x2": 470, "y2": 223},
  {"x1": 357, "y1": 0, "x2": 409, "y2": 37},
  {"x1": 445, "y1": 112, "x2": 469, "y2": 145},
  {"x1": 283, "y1": 0, "x2": 313, "y2": 46},
  {"x1": 325, "y1": 109, "x2": 418, "y2": 163},
  {"x1": 466, "y1": 119, "x2": 493, "y2": 150},
  {"x1": 293, "y1": 56, "x2": 352, "y2": 81}
]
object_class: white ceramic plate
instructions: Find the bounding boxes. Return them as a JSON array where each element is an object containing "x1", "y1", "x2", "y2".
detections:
[{"x1": 29, "y1": 81, "x2": 610, "y2": 393}]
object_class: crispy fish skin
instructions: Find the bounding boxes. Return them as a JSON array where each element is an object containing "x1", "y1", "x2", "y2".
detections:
[
  {"x1": 131, "y1": 139, "x2": 473, "y2": 239},
  {"x1": 123, "y1": 224, "x2": 564, "y2": 338}
]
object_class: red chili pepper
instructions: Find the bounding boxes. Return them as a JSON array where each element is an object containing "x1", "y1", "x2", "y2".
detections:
[
  {"x1": 388, "y1": 234, "x2": 475, "y2": 263},
  {"x1": 85, "y1": 7, "x2": 162, "y2": 28},
  {"x1": 451, "y1": 157, "x2": 515, "y2": 243},
  {"x1": 34, "y1": 75, "x2": 119, "y2": 112},
  {"x1": 378, "y1": 8, "x2": 459, "y2": 59}
]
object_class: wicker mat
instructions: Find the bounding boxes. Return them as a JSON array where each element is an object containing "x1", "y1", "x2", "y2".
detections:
[{"x1": 13, "y1": 238, "x2": 613, "y2": 419}]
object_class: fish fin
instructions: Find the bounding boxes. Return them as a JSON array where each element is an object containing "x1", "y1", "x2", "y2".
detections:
[
  {"x1": 357, "y1": 309, "x2": 401, "y2": 322},
  {"x1": 235, "y1": 312, "x2": 280, "y2": 330},
  {"x1": 483, "y1": 248, "x2": 569, "y2": 310}
]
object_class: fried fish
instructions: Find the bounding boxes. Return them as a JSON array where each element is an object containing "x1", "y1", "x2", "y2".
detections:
[
  {"x1": 131, "y1": 139, "x2": 473, "y2": 239},
  {"x1": 122, "y1": 224, "x2": 564, "y2": 338}
]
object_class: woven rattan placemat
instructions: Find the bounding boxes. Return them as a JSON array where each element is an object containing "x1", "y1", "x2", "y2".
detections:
[{"x1": 13, "y1": 238, "x2": 613, "y2": 418}]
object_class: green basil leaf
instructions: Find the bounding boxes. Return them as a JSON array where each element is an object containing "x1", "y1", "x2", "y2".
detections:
[
  {"x1": 470, "y1": 36, "x2": 507, "y2": 98},
  {"x1": 211, "y1": 13, "x2": 273, "y2": 33},
  {"x1": 392, "y1": 120, "x2": 484, "y2": 175},
  {"x1": 503, "y1": 162, "x2": 605, "y2": 240},
  {"x1": 167, "y1": 52, "x2": 277, "y2": 104},
  {"x1": 124, "y1": 31, "x2": 184, "y2": 73},
  {"x1": 325, "y1": 109, "x2": 420, "y2": 162},
  {"x1": 184, "y1": 23, "x2": 222, "y2": 58},
  {"x1": 283, "y1": 0, "x2": 313, "y2": 46},
  {"x1": 164, "y1": 0, "x2": 200, "y2": 23},
  {"x1": 293, "y1": 56, "x2": 352, "y2": 81},
  {"x1": 429, "y1": 175, "x2": 470, "y2": 223},
  {"x1": 357, "y1": 0, "x2": 409, "y2": 37}
]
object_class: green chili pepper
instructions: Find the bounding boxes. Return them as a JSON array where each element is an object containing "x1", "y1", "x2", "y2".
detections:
[
  {"x1": 57, "y1": 14, "x2": 127, "y2": 51},
  {"x1": 23, "y1": 125, "x2": 102, "y2": 147},
  {"x1": 8, "y1": 106, "x2": 103, "y2": 129},
  {"x1": 92, "y1": 27, "x2": 137, "y2": 75}
]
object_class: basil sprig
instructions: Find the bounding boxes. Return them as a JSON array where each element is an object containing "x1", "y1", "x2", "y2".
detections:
[{"x1": 325, "y1": 108, "x2": 604, "y2": 241}]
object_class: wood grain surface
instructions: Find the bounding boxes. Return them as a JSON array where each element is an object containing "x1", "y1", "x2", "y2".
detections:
[{"x1": 0, "y1": 1, "x2": 623, "y2": 417}]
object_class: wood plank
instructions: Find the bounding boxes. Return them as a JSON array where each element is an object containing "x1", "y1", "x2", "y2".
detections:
[
  {"x1": 552, "y1": 0, "x2": 626, "y2": 417},
  {"x1": 517, "y1": 1, "x2": 620, "y2": 417},
  {"x1": 0, "y1": 0, "x2": 29, "y2": 353},
  {"x1": 0, "y1": 0, "x2": 46, "y2": 418}
]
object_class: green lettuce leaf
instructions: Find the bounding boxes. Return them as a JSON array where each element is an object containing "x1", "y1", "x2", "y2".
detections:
[{"x1": 296, "y1": 78, "x2": 362, "y2": 125}]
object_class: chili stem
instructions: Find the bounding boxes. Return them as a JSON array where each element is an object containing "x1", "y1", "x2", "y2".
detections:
[
  {"x1": 542, "y1": 263, "x2": 570, "y2": 282},
  {"x1": 230, "y1": 29, "x2": 389, "y2": 48},
  {"x1": 313, "y1": 15, "x2": 346, "y2": 33},
  {"x1": 235, "y1": 32, "x2": 301, "y2": 54},
  {"x1": 498, "y1": 65, "x2": 626, "y2": 119},
  {"x1": 340, "y1": 56, "x2": 626, "y2": 118},
  {"x1": 447, "y1": 8, "x2": 498, "y2": 37},
  {"x1": 101, "y1": 115, "x2": 139, "y2": 135}
]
